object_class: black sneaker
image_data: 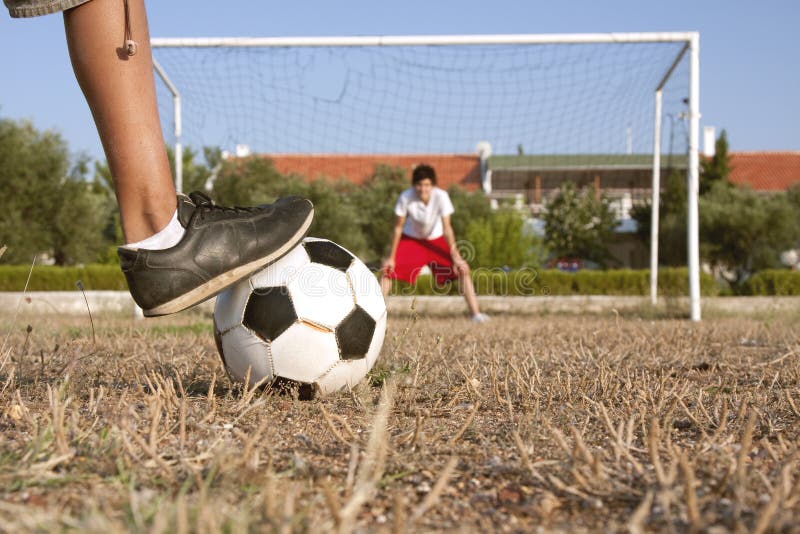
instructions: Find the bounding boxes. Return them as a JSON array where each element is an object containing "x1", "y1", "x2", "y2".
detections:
[{"x1": 118, "y1": 192, "x2": 313, "y2": 317}]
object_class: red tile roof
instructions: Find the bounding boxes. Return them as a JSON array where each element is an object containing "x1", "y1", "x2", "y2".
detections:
[
  {"x1": 257, "y1": 151, "x2": 800, "y2": 193},
  {"x1": 727, "y1": 152, "x2": 800, "y2": 192},
  {"x1": 263, "y1": 154, "x2": 482, "y2": 191}
]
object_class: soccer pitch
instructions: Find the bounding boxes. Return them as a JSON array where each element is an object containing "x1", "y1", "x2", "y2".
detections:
[{"x1": 0, "y1": 311, "x2": 798, "y2": 531}]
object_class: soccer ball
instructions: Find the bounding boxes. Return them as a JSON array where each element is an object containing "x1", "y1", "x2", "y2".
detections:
[{"x1": 213, "y1": 238, "x2": 387, "y2": 397}]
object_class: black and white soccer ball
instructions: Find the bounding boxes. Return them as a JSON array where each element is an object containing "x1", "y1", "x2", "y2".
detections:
[{"x1": 213, "y1": 238, "x2": 387, "y2": 397}]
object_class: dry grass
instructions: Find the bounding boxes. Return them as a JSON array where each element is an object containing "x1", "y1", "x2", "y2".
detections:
[{"x1": 0, "y1": 307, "x2": 799, "y2": 533}]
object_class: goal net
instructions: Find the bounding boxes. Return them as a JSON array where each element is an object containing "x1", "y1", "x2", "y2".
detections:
[
  {"x1": 151, "y1": 33, "x2": 700, "y2": 319},
  {"x1": 152, "y1": 35, "x2": 690, "y2": 168}
]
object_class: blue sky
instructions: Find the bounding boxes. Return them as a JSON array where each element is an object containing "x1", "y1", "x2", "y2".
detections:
[{"x1": 1, "y1": 0, "x2": 797, "y2": 162}]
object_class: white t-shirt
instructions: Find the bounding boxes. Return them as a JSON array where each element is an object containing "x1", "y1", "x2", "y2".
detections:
[{"x1": 393, "y1": 187, "x2": 455, "y2": 240}]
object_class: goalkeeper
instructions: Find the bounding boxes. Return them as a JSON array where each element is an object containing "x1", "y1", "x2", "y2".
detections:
[{"x1": 381, "y1": 164, "x2": 489, "y2": 323}]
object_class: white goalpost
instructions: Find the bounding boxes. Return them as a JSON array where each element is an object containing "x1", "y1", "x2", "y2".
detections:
[{"x1": 151, "y1": 32, "x2": 701, "y2": 321}]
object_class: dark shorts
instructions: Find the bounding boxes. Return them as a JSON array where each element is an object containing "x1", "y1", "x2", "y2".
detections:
[
  {"x1": 4, "y1": 0, "x2": 91, "y2": 17},
  {"x1": 385, "y1": 234, "x2": 458, "y2": 285}
]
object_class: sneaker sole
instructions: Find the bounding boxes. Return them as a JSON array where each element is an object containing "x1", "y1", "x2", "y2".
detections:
[{"x1": 142, "y1": 210, "x2": 314, "y2": 317}]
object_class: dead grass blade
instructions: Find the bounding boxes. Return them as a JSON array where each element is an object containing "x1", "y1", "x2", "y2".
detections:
[
  {"x1": 410, "y1": 456, "x2": 459, "y2": 524},
  {"x1": 754, "y1": 348, "x2": 795, "y2": 367},
  {"x1": 512, "y1": 429, "x2": 535, "y2": 474},
  {"x1": 1, "y1": 253, "x2": 37, "y2": 358},
  {"x1": 678, "y1": 450, "x2": 701, "y2": 531},
  {"x1": 320, "y1": 404, "x2": 351, "y2": 445},
  {"x1": 647, "y1": 417, "x2": 666, "y2": 487},
  {"x1": 627, "y1": 490, "x2": 654, "y2": 534},
  {"x1": 337, "y1": 383, "x2": 394, "y2": 533},
  {"x1": 392, "y1": 491, "x2": 406, "y2": 534},
  {"x1": 446, "y1": 400, "x2": 481, "y2": 447},
  {"x1": 75, "y1": 280, "x2": 96, "y2": 345},
  {"x1": 319, "y1": 478, "x2": 342, "y2": 529}
]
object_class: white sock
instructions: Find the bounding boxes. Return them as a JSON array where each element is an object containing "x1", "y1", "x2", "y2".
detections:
[{"x1": 122, "y1": 209, "x2": 185, "y2": 250}]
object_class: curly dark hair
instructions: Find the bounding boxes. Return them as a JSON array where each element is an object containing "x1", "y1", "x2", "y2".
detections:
[{"x1": 411, "y1": 164, "x2": 436, "y2": 185}]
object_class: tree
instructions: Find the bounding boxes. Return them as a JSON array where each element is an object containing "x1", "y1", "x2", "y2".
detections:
[
  {"x1": 786, "y1": 183, "x2": 800, "y2": 212},
  {"x1": 447, "y1": 185, "x2": 494, "y2": 241},
  {"x1": 634, "y1": 130, "x2": 800, "y2": 286},
  {"x1": 298, "y1": 178, "x2": 369, "y2": 260},
  {"x1": 464, "y1": 208, "x2": 546, "y2": 269},
  {"x1": 350, "y1": 164, "x2": 408, "y2": 263},
  {"x1": 700, "y1": 182, "x2": 800, "y2": 286},
  {"x1": 209, "y1": 156, "x2": 370, "y2": 259},
  {"x1": 700, "y1": 129, "x2": 731, "y2": 194},
  {"x1": 632, "y1": 130, "x2": 735, "y2": 267},
  {"x1": 0, "y1": 117, "x2": 111, "y2": 265},
  {"x1": 51, "y1": 178, "x2": 112, "y2": 265},
  {"x1": 543, "y1": 183, "x2": 618, "y2": 267},
  {"x1": 166, "y1": 144, "x2": 216, "y2": 194},
  {"x1": 447, "y1": 187, "x2": 546, "y2": 268},
  {"x1": 211, "y1": 155, "x2": 287, "y2": 206},
  {"x1": 630, "y1": 168, "x2": 688, "y2": 266}
]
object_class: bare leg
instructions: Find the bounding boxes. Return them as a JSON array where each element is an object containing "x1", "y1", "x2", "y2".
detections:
[
  {"x1": 64, "y1": 0, "x2": 175, "y2": 243},
  {"x1": 458, "y1": 267, "x2": 481, "y2": 316}
]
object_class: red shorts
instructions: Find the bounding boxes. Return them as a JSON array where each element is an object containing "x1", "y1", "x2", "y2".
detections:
[{"x1": 386, "y1": 234, "x2": 458, "y2": 285}]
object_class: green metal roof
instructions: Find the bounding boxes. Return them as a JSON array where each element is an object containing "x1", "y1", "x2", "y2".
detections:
[{"x1": 488, "y1": 154, "x2": 688, "y2": 170}]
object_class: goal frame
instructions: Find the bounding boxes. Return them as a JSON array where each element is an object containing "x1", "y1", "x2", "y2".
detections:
[{"x1": 150, "y1": 32, "x2": 702, "y2": 321}]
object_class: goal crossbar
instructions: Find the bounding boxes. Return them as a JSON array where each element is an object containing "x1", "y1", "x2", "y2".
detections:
[{"x1": 151, "y1": 32, "x2": 697, "y2": 49}]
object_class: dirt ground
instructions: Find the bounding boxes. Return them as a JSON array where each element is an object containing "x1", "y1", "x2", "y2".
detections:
[{"x1": 0, "y1": 307, "x2": 798, "y2": 532}]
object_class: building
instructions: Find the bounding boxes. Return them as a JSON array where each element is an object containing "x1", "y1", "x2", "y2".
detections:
[
  {"x1": 251, "y1": 150, "x2": 800, "y2": 268},
  {"x1": 262, "y1": 154, "x2": 481, "y2": 190},
  {"x1": 486, "y1": 151, "x2": 800, "y2": 266},
  {"x1": 726, "y1": 152, "x2": 800, "y2": 192},
  {"x1": 485, "y1": 154, "x2": 687, "y2": 219}
]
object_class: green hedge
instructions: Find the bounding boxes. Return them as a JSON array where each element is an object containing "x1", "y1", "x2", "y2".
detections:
[
  {"x1": 7, "y1": 264, "x2": 795, "y2": 296},
  {"x1": 0, "y1": 264, "x2": 127, "y2": 291},
  {"x1": 744, "y1": 270, "x2": 800, "y2": 296},
  {"x1": 390, "y1": 267, "x2": 719, "y2": 297}
]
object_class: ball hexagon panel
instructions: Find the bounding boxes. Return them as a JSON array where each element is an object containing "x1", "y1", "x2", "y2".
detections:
[
  {"x1": 365, "y1": 311, "x2": 387, "y2": 369},
  {"x1": 219, "y1": 325, "x2": 273, "y2": 386},
  {"x1": 250, "y1": 243, "x2": 311, "y2": 289},
  {"x1": 213, "y1": 276, "x2": 254, "y2": 333},
  {"x1": 315, "y1": 359, "x2": 369, "y2": 395},
  {"x1": 243, "y1": 286, "x2": 297, "y2": 342},
  {"x1": 270, "y1": 323, "x2": 341, "y2": 383},
  {"x1": 346, "y1": 259, "x2": 386, "y2": 321},
  {"x1": 302, "y1": 239, "x2": 355, "y2": 273},
  {"x1": 288, "y1": 263, "x2": 355, "y2": 329},
  {"x1": 335, "y1": 305, "x2": 377, "y2": 360}
]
